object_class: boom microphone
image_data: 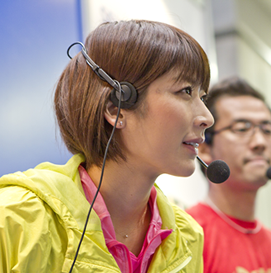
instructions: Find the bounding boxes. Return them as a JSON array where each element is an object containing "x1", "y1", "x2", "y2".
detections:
[
  {"x1": 266, "y1": 167, "x2": 271, "y2": 179},
  {"x1": 197, "y1": 156, "x2": 230, "y2": 184}
]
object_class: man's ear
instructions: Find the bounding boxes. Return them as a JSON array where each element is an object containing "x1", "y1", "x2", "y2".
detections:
[
  {"x1": 198, "y1": 142, "x2": 213, "y2": 165},
  {"x1": 104, "y1": 101, "x2": 125, "y2": 128}
]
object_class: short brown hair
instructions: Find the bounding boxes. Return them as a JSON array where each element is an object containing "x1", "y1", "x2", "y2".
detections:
[
  {"x1": 205, "y1": 76, "x2": 266, "y2": 145},
  {"x1": 54, "y1": 20, "x2": 211, "y2": 169}
]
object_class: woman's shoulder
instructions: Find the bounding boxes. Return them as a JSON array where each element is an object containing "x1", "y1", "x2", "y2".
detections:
[
  {"x1": 0, "y1": 184, "x2": 43, "y2": 209},
  {"x1": 0, "y1": 154, "x2": 90, "y2": 228}
]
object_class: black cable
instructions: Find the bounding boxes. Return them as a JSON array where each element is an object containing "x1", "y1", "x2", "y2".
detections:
[
  {"x1": 68, "y1": 80, "x2": 122, "y2": 272},
  {"x1": 67, "y1": 43, "x2": 123, "y2": 271}
]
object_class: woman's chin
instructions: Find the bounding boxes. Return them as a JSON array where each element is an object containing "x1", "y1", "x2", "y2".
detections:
[{"x1": 171, "y1": 163, "x2": 195, "y2": 177}]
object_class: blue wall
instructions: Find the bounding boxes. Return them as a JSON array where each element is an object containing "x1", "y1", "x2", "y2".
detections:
[{"x1": 0, "y1": 0, "x2": 81, "y2": 176}]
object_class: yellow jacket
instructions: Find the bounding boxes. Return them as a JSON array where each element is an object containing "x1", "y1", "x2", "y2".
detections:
[{"x1": 0, "y1": 154, "x2": 203, "y2": 272}]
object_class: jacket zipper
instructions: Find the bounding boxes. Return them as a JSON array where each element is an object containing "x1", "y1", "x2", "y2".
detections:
[{"x1": 168, "y1": 256, "x2": 192, "y2": 273}]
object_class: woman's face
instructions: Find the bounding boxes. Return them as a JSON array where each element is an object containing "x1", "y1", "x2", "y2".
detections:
[{"x1": 122, "y1": 70, "x2": 214, "y2": 178}]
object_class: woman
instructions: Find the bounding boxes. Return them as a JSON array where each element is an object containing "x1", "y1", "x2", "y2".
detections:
[{"x1": 0, "y1": 20, "x2": 213, "y2": 272}]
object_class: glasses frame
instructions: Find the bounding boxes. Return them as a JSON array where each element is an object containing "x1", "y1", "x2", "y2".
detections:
[{"x1": 211, "y1": 119, "x2": 271, "y2": 137}]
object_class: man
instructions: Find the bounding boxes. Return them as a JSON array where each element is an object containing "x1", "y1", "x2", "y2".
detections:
[{"x1": 186, "y1": 76, "x2": 271, "y2": 273}]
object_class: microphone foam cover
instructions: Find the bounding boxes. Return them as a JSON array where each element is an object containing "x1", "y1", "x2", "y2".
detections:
[
  {"x1": 207, "y1": 160, "x2": 230, "y2": 184},
  {"x1": 266, "y1": 167, "x2": 271, "y2": 179}
]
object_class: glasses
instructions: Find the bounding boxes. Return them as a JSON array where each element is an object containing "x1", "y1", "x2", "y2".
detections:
[{"x1": 212, "y1": 119, "x2": 271, "y2": 138}]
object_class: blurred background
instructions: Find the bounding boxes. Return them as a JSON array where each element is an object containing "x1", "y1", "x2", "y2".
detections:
[{"x1": 1, "y1": 0, "x2": 271, "y2": 227}]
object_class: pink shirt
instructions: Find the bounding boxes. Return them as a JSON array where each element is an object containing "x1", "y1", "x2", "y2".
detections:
[{"x1": 79, "y1": 165, "x2": 172, "y2": 273}]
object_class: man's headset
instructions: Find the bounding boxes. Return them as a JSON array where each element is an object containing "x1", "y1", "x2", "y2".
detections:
[{"x1": 204, "y1": 131, "x2": 213, "y2": 145}]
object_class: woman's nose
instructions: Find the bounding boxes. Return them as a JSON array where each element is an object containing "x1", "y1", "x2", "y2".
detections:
[{"x1": 194, "y1": 101, "x2": 214, "y2": 129}]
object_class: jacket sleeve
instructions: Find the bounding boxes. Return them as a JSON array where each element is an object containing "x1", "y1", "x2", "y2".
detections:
[{"x1": 0, "y1": 185, "x2": 67, "y2": 273}]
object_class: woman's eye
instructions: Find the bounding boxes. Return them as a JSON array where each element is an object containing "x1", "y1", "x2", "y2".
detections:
[
  {"x1": 201, "y1": 95, "x2": 207, "y2": 104},
  {"x1": 181, "y1": 86, "x2": 192, "y2": 95}
]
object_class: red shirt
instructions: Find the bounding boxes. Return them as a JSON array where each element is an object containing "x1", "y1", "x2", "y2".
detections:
[
  {"x1": 186, "y1": 203, "x2": 271, "y2": 273},
  {"x1": 79, "y1": 165, "x2": 172, "y2": 273}
]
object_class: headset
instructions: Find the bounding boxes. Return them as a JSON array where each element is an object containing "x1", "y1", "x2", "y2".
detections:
[
  {"x1": 204, "y1": 131, "x2": 213, "y2": 145},
  {"x1": 66, "y1": 42, "x2": 230, "y2": 271},
  {"x1": 67, "y1": 42, "x2": 138, "y2": 109},
  {"x1": 67, "y1": 41, "x2": 138, "y2": 272}
]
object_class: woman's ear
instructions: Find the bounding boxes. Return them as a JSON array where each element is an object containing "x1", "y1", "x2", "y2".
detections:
[
  {"x1": 198, "y1": 142, "x2": 213, "y2": 165},
  {"x1": 104, "y1": 101, "x2": 125, "y2": 128}
]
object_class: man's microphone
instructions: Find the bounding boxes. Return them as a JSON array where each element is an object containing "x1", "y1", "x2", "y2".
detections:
[
  {"x1": 266, "y1": 167, "x2": 271, "y2": 179},
  {"x1": 197, "y1": 156, "x2": 230, "y2": 183}
]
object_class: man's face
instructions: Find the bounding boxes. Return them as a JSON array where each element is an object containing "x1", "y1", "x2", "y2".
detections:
[{"x1": 207, "y1": 95, "x2": 271, "y2": 190}]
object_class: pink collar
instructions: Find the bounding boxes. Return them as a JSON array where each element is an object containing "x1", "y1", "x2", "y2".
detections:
[{"x1": 79, "y1": 165, "x2": 172, "y2": 273}]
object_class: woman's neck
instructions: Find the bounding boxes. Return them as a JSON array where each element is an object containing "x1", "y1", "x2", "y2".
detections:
[{"x1": 87, "y1": 161, "x2": 154, "y2": 255}]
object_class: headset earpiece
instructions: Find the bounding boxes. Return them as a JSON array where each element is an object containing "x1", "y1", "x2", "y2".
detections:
[
  {"x1": 110, "y1": 81, "x2": 138, "y2": 109},
  {"x1": 67, "y1": 42, "x2": 138, "y2": 110}
]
